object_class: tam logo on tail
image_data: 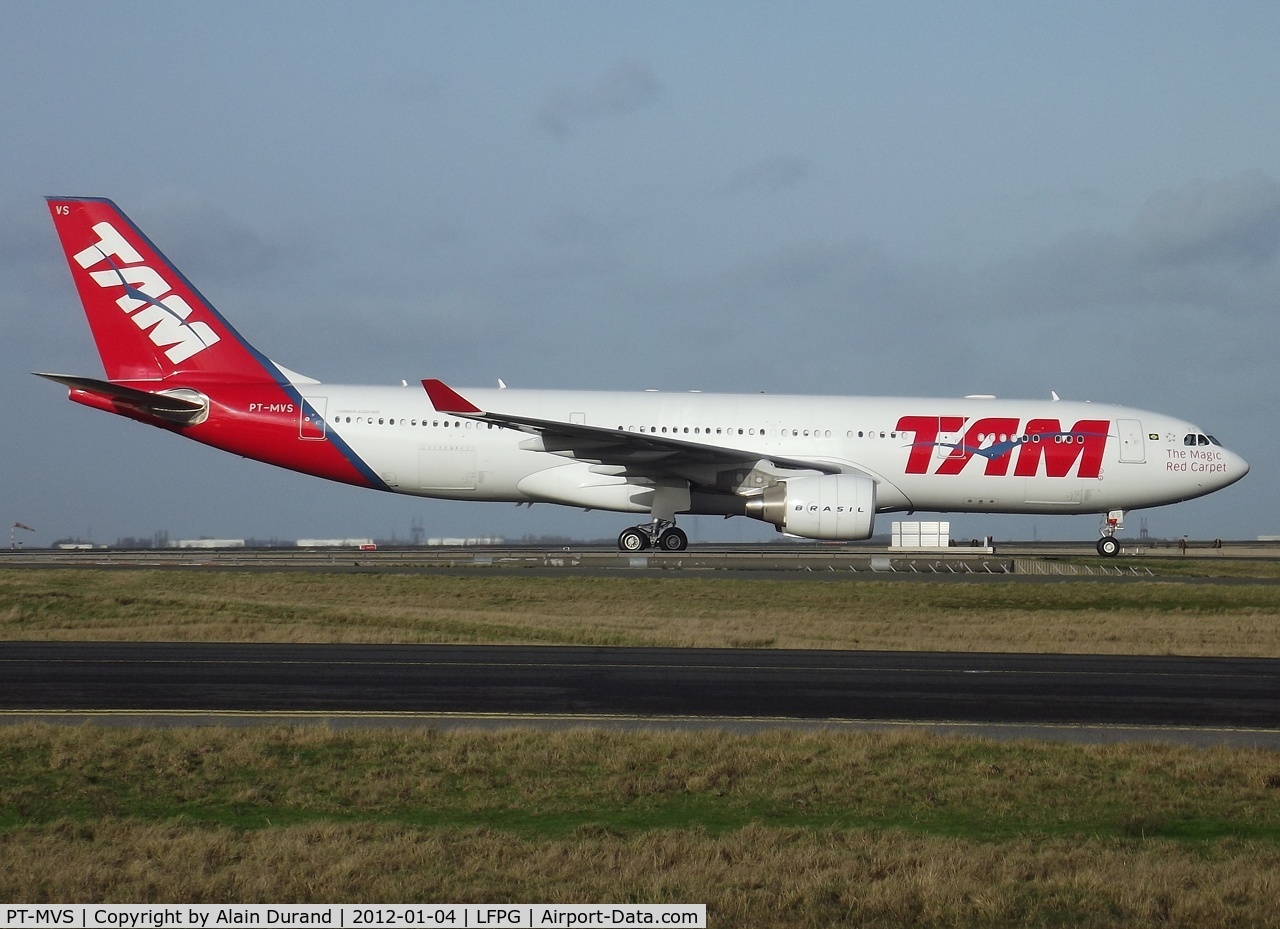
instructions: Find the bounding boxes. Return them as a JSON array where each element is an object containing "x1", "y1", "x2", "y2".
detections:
[
  {"x1": 47, "y1": 196, "x2": 282, "y2": 384},
  {"x1": 69, "y1": 218, "x2": 221, "y2": 365}
]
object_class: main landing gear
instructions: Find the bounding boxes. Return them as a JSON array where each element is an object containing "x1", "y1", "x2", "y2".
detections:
[
  {"x1": 1096, "y1": 509, "x2": 1124, "y2": 557},
  {"x1": 618, "y1": 519, "x2": 688, "y2": 552}
]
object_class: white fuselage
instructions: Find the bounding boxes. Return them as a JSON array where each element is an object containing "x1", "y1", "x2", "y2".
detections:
[{"x1": 300, "y1": 385, "x2": 1248, "y2": 518}]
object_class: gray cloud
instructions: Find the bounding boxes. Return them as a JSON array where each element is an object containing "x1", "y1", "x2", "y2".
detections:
[
  {"x1": 665, "y1": 171, "x2": 1280, "y2": 409},
  {"x1": 726, "y1": 156, "x2": 812, "y2": 194},
  {"x1": 987, "y1": 172, "x2": 1280, "y2": 320},
  {"x1": 385, "y1": 72, "x2": 443, "y2": 107},
  {"x1": 130, "y1": 191, "x2": 286, "y2": 283},
  {"x1": 536, "y1": 60, "x2": 662, "y2": 137},
  {"x1": 0, "y1": 200, "x2": 55, "y2": 269},
  {"x1": 1132, "y1": 170, "x2": 1280, "y2": 268}
]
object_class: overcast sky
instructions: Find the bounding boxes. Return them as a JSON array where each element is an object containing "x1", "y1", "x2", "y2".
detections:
[{"x1": 3, "y1": 2, "x2": 1277, "y2": 546}]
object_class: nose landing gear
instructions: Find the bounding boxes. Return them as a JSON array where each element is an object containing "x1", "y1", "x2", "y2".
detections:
[
  {"x1": 1096, "y1": 510, "x2": 1124, "y2": 557},
  {"x1": 617, "y1": 519, "x2": 688, "y2": 552}
]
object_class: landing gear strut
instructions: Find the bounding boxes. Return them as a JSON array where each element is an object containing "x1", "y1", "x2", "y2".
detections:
[
  {"x1": 617, "y1": 519, "x2": 688, "y2": 552},
  {"x1": 1096, "y1": 510, "x2": 1124, "y2": 557},
  {"x1": 619, "y1": 483, "x2": 691, "y2": 552}
]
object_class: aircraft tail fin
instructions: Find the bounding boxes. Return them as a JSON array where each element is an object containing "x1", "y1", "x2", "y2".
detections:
[{"x1": 46, "y1": 197, "x2": 281, "y2": 384}]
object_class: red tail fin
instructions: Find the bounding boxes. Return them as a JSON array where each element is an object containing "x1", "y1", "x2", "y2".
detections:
[{"x1": 47, "y1": 197, "x2": 279, "y2": 383}]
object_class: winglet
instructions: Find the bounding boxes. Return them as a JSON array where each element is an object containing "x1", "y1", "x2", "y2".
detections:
[{"x1": 422, "y1": 379, "x2": 483, "y2": 414}]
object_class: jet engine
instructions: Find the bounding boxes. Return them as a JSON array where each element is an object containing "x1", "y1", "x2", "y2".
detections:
[{"x1": 744, "y1": 473, "x2": 877, "y2": 540}]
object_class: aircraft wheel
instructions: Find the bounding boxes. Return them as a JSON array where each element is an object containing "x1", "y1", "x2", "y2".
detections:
[
  {"x1": 1097, "y1": 536, "x2": 1119, "y2": 557},
  {"x1": 658, "y1": 527, "x2": 688, "y2": 552},
  {"x1": 618, "y1": 528, "x2": 649, "y2": 552}
]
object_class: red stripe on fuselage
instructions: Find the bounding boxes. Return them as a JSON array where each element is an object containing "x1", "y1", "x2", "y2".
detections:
[{"x1": 96, "y1": 379, "x2": 377, "y2": 489}]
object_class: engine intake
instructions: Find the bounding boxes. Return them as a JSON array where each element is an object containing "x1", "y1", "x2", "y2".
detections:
[{"x1": 745, "y1": 474, "x2": 876, "y2": 540}]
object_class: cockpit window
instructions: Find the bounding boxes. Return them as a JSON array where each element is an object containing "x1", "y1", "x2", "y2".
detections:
[
  {"x1": 1184, "y1": 433, "x2": 1215, "y2": 446},
  {"x1": 1184, "y1": 434, "x2": 1196, "y2": 446},
  {"x1": 1209, "y1": 435, "x2": 1221, "y2": 446}
]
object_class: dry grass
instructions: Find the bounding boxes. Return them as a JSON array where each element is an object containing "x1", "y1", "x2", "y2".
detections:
[
  {"x1": 7, "y1": 725, "x2": 1279, "y2": 838},
  {"x1": 2, "y1": 725, "x2": 1280, "y2": 925},
  {"x1": 2, "y1": 568, "x2": 1280, "y2": 655},
  {"x1": 6, "y1": 821, "x2": 1280, "y2": 926}
]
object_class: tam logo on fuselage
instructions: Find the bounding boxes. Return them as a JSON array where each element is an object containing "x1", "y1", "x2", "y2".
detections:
[
  {"x1": 73, "y1": 221, "x2": 220, "y2": 365},
  {"x1": 896, "y1": 415, "x2": 1110, "y2": 478}
]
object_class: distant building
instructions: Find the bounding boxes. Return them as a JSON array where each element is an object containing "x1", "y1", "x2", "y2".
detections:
[{"x1": 296, "y1": 539, "x2": 376, "y2": 548}]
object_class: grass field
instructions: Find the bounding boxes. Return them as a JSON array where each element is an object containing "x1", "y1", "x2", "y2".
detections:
[
  {"x1": 2, "y1": 725, "x2": 1279, "y2": 926},
  {"x1": 3, "y1": 568, "x2": 1280, "y2": 655},
  {"x1": 3, "y1": 566, "x2": 1280, "y2": 922}
]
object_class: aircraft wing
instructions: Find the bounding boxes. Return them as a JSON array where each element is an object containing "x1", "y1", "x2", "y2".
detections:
[{"x1": 423, "y1": 379, "x2": 844, "y2": 477}]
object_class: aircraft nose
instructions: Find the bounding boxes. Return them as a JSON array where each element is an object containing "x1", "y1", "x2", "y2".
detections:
[
  {"x1": 1222, "y1": 448, "x2": 1250, "y2": 486},
  {"x1": 1231, "y1": 449, "x2": 1250, "y2": 480}
]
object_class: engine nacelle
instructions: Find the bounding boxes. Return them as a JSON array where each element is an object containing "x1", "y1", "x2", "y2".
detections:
[{"x1": 744, "y1": 473, "x2": 877, "y2": 540}]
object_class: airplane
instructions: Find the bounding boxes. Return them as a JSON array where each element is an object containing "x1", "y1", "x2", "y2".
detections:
[{"x1": 39, "y1": 196, "x2": 1249, "y2": 556}]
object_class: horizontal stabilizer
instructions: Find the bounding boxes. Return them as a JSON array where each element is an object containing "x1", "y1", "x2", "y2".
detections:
[{"x1": 35, "y1": 372, "x2": 208, "y2": 424}]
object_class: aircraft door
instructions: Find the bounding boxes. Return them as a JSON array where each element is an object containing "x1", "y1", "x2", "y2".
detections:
[
  {"x1": 1117, "y1": 419, "x2": 1145, "y2": 463},
  {"x1": 419, "y1": 446, "x2": 477, "y2": 491},
  {"x1": 937, "y1": 421, "x2": 962, "y2": 460},
  {"x1": 300, "y1": 397, "x2": 327, "y2": 440}
]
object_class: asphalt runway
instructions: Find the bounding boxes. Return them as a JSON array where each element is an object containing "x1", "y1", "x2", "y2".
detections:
[{"x1": 3, "y1": 642, "x2": 1278, "y2": 746}]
